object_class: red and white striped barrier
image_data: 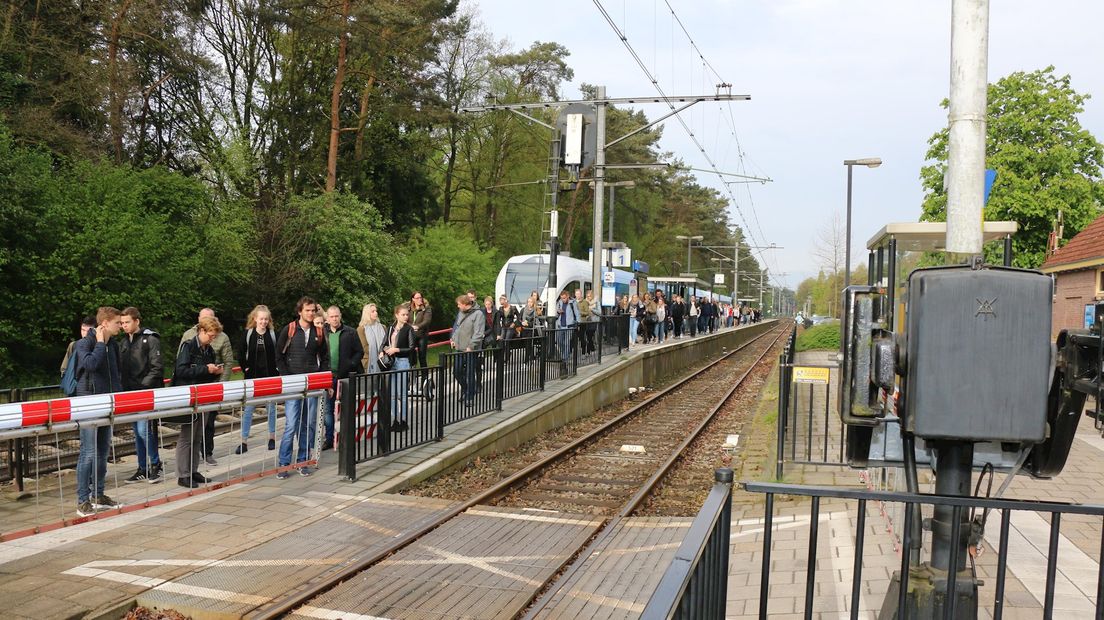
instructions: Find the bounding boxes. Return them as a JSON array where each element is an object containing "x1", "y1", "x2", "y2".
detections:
[{"x1": 0, "y1": 372, "x2": 332, "y2": 438}]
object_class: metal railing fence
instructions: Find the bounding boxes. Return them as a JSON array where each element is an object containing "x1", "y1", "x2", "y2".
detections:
[
  {"x1": 642, "y1": 468, "x2": 733, "y2": 620},
  {"x1": 742, "y1": 480, "x2": 1104, "y2": 619},
  {"x1": 543, "y1": 327, "x2": 578, "y2": 379},
  {"x1": 337, "y1": 366, "x2": 444, "y2": 475},
  {"x1": 500, "y1": 336, "x2": 544, "y2": 400},
  {"x1": 601, "y1": 314, "x2": 630, "y2": 357}
]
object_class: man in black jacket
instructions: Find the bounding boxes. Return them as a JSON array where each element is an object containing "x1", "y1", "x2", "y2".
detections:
[
  {"x1": 275, "y1": 297, "x2": 331, "y2": 477},
  {"x1": 671, "y1": 295, "x2": 686, "y2": 339},
  {"x1": 119, "y1": 307, "x2": 164, "y2": 483},
  {"x1": 74, "y1": 307, "x2": 124, "y2": 517},
  {"x1": 323, "y1": 306, "x2": 363, "y2": 450}
]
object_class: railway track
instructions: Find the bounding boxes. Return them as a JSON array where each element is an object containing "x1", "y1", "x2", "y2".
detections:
[{"x1": 253, "y1": 322, "x2": 792, "y2": 619}]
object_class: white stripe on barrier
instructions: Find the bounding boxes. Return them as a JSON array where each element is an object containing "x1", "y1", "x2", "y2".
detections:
[{"x1": 0, "y1": 372, "x2": 331, "y2": 435}]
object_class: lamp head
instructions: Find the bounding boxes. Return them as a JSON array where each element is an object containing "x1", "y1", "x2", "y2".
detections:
[{"x1": 845, "y1": 157, "x2": 882, "y2": 168}]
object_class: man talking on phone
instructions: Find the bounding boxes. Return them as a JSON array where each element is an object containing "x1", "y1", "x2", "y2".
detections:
[{"x1": 179, "y1": 308, "x2": 236, "y2": 465}]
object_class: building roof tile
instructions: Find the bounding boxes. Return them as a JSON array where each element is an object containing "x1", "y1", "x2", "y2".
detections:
[{"x1": 1041, "y1": 214, "x2": 1104, "y2": 272}]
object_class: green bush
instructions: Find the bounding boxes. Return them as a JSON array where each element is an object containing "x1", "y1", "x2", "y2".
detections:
[{"x1": 796, "y1": 323, "x2": 841, "y2": 352}]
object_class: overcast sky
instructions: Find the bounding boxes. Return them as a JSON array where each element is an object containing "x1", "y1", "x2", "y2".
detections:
[{"x1": 472, "y1": 0, "x2": 1104, "y2": 290}]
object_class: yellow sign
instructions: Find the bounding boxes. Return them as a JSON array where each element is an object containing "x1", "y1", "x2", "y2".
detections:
[{"x1": 793, "y1": 366, "x2": 830, "y2": 384}]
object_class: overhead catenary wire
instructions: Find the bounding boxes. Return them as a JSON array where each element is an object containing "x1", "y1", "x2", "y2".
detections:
[{"x1": 592, "y1": 0, "x2": 780, "y2": 280}]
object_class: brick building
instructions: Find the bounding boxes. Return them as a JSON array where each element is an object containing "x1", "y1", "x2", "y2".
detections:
[{"x1": 1040, "y1": 214, "x2": 1104, "y2": 338}]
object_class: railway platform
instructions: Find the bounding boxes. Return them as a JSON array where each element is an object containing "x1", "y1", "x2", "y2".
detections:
[
  {"x1": 0, "y1": 323, "x2": 774, "y2": 620},
  {"x1": 732, "y1": 350, "x2": 1104, "y2": 619}
]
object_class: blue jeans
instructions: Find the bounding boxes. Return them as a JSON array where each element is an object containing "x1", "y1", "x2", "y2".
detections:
[
  {"x1": 391, "y1": 358, "x2": 411, "y2": 421},
  {"x1": 629, "y1": 317, "x2": 639, "y2": 344},
  {"x1": 133, "y1": 420, "x2": 161, "y2": 471},
  {"x1": 454, "y1": 352, "x2": 477, "y2": 401},
  {"x1": 556, "y1": 329, "x2": 573, "y2": 364},
  {"x1": 241, "y1": 402, "x2": 277, "y2": 440},
  {"x1": 653, "y1": 320, "x2": 666, "y2": 343},
  {"x1": 279, "y1": 396, "x2": 318, "y2": 467},
  {"x1": 323, "y1": 379, "x2": 338, "y2": 445},
  {"x1": 77, "y1": 425, "x2": 112, "y2": 503}
]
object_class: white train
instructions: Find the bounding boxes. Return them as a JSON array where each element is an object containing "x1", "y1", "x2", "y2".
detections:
[
  {"x1": 495, "y1": 254, "x2": 732, "y2": 308},
  {"x1": 495, "y1": 254, "x2": 639, "y2": 307}
]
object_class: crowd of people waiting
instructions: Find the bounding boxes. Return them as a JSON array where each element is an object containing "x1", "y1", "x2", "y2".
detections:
[{"x1": 61, "y1": 287, "x2": 760, "y2": 517}]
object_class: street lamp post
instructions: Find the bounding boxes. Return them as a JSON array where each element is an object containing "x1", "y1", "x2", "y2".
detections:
[
  {"x1": 675, "y1": 235, "x2": 703, "y2": 274},
  {"x1": 843, "y1": 158, "x2": 882, "y2": 289}
]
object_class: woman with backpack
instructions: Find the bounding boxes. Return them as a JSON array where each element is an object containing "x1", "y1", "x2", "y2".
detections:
[{"x1": 237, "y1": 305, "x2": 278, "y2": 454}]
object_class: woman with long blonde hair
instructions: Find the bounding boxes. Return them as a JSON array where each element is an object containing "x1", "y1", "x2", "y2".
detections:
[
  {"x1": 238, "y1": 305, "x2": 278, "y2": 453},
  {"x1": 357, "y1": 303, "x2": 388, "y2": 373}
]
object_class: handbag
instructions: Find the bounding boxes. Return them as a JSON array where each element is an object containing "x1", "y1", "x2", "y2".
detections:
[{"x1": 377, "y1": 326, "x2": 395, "y2": 371}]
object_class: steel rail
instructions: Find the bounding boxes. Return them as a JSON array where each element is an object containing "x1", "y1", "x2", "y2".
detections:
[
  {"x1": 248, "y1": 322, "x2": 790, "y2": 620},
  {"x1": 520, "y1": 322, "x2": 791, "y2": 618}
]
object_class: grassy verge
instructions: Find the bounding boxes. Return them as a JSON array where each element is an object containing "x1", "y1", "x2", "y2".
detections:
[{"x1": 796, "y1": 323, "x2": 840, "y2": 352}]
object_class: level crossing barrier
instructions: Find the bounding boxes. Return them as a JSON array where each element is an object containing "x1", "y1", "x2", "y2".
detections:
[
  {"x1": 642, "y1": 468, "x2": 734, "y2": 619},
  {"x1": 742, "y1": 480, "x2": 1104, "y2": 619},
  {"x1": 0, "y1": 372, "x2": 330, "y2": 540}
]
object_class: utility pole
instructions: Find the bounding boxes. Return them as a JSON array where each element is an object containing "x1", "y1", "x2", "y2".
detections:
[
  {"x1": 460, "y1": 92, "x2": 750, "y2": 301},
  {"x1": 591, "y1": 86, "x2": 607, "y2": 297}
]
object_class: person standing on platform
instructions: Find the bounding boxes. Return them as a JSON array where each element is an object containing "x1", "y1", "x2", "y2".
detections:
[
  {"x1": 411, "y1": 292, "x2": 432, "y2": 370},
  {"x1": 357, "y1": 304, "x2": 388, "y2": 373},
  {"x1": 493, "y1": 295, "x2": 520, "y2": 354},
  {"x1": 179, "y1": 308, "x2": 235, "y2": 466},
  {"x1": 119, "y1": 307, "x2": 164, "y2": 484},
  {"x1": 61, "y1": 316, "x2": 96, "y2": 378},
  {"x1": 450, "y1": 295, "x2": 484, "y2": 407},
  {"x1": 671, "y1": 295, "x2": 685, "y2": 339},
  {"x1": 74, "y1": 307, "x2": 124, "y2": 516},
  {"x1": 688, "y1": 296, "x2": 700, "y2": 337},
  {"x1": 382, "y1": 304, "x2": 415, "y2": 431},
  {"x1": 172, "y1": 316, "x2": 224, "y2": 489},
  {"x1": 555, "y1": 290, "x2": 579, "y2": 367},
  {"x1": 323, "y1": 305, "x2": 363, "y2": 449},
  {"x1": 576, "y1": 289, "x2": 593, "y2": 355},
  {"x1": 238, "y1": 305, "x2": 278, "y2": 454},
  {"x1": 654, "y1": 297, "x2": 668, "y2": 344},
  {"x1": 480, "y1": 296, "x2": 496, "y2": 349},
  {"x1": 643, "y1": 293, "x2": 657, "y2": 344},
  {"x1": 275, "y1": 297, "x2": 330, "y2": 478},
  {"x1": 628, "y1": 294, "x2": 642, "y2": 347}
]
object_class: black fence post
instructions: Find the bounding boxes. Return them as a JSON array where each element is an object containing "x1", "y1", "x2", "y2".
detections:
[
  {"x1": 597, "y1": 320, "x2": 603, "y2": 365},
  {"x1": 494, "y1": 346, "x2": 505, "y2": 411},
  {"x1": 539, "y1": 334, "x2": 547, "y2": 391},
  {"x1": 338, "y1": 377, "x2": 356, "y2": 481},
  {"x1": 574, "y1": 326, "x2": 582, "y2": 375},
  {"x1": 776, "y1": 354, "x2": 786, "y2": 480},
  {"x1": 435, "y1": 363, "x2": 445, "y2": 440}
]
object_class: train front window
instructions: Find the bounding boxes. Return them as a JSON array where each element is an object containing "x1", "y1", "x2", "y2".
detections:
[{"x1": 504, "y1": 263, "x2": 547, "y2": 305}]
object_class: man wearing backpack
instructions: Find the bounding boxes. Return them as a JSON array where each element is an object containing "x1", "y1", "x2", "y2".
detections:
[
  {"x1": 119, "y1": 307, "x2": 164, "y2": 484},
  {"x1": 450, "y1": 295, "x2": 484, "y2": 407},
  {"x1": 179, "y1": 308, "x2": 236, "y2": 466},
  {"x1": 275, "y1": 297, "x2": 331, "y2": 477},
  {"x1": 74, "y1": 307, "x2": 124, "y2": 517},
  {"x1": 61, "y1": 316, "x2": 96, "y2": 381}
]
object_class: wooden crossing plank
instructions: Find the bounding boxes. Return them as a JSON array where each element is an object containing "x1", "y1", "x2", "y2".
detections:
[
  {"x1": 294, "y1": 506, "x2": 603, "y2": 620},
  {"x1": 530, "y1": 516, "x2": 693, "y2": 619}
]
